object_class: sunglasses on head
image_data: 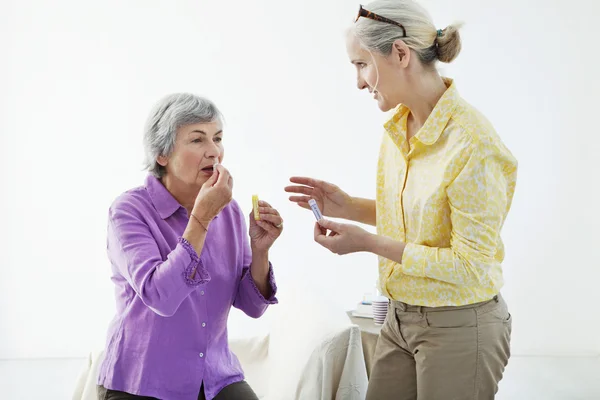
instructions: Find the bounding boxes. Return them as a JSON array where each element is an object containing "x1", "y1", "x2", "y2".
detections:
[{"x1": 355, "y1": 4, "x2": 407, "y2": 37}]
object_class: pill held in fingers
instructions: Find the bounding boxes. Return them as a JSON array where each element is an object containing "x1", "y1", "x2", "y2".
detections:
[
  {"x1": 308, "y1": 199, "x2": 323, "y2": 221},
  {"x1": 252, "y1": 195, "x2": 260, "y2": 220},
  {"x1": 211, "y1": 159, "x2": 220, "y2": 185}
]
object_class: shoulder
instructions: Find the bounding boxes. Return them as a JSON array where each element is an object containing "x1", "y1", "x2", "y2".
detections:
[
  {"x1": 451, "y1": 98, "x2": 517, "y2": 165},
  {"x1": 108, "y1": 185, "x2": 154, "y2": 221}
]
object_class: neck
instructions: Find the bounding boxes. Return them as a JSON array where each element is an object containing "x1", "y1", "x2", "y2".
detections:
[
  {"x1": 160, "y1": 175, "x2": 199, "y2": 215},
  {"x1": 403, "y1": 72, "x2": 447, "y2": 128}
]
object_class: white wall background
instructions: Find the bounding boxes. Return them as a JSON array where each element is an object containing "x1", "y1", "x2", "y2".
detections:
[{"x1": 0, "y1": 0, "x2": 598, "y2": 360}]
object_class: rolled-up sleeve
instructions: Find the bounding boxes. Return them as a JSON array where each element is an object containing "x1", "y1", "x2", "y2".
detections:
[{"x1": 108, "y1": 200, "x2": 210, "y2": 317}]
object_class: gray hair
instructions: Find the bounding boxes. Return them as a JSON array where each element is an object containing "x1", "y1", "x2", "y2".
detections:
[
  {"x1": 143, "y1": 93, "x2": 223, "y2": 178},
  {"x1": 353, "y1": 0, "x2": 462, "y2": 65}
]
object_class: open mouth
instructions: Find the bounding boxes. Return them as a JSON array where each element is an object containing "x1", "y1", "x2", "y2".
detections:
[{"x1": 200, "y1": 166, "x2": 214, "y2": 174}]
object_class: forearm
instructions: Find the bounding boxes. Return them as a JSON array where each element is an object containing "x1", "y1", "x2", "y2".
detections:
[
  {"x1": 182, "y1": 209, "x2": 211, "y2": 256},
  {"x1": 346, "y1": 197, "x2": 377, "y2": 226},
  {"x1": 364, "y1": 232, "x2": 406, "y2": 263},
  {"x1": 250, "y1": 248, "x2": 271, "y2": 299},
  {"x1": 364, "y1": 232, "x2": 488, "y2": 286}
]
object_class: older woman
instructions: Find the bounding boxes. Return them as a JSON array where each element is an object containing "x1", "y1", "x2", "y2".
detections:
[
  {"x1": 97, "y1": 94, "x2": 282, "y2": 400},
  {"x1": 287, "y1": 1, "x2": 516, "y2": 399}
]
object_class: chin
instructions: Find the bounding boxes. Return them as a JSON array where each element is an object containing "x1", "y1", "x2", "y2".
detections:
[
  {"x1": 377, "y1": 100, "x2": 395, "y2": 112},
  {"x1": 195, "y1": 177, "x2": 209, "y2": 187}
]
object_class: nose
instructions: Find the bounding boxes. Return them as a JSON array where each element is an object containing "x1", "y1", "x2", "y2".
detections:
[
  {"x1": 356, "y1": 75, "x2": 369, "y2": 91},
  {"x1": 204, "y1": 141, "x2": 220, "y2": 160}
]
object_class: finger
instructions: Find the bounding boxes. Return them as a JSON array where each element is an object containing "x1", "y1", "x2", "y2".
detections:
[
  {"x1": 289, "y1": 176, "x2": 322, "y2": 188},
  {"x1": 315, "y1": 235, "x2": 333, "y2": 248},
  {"x1": 256, "y1": 220, "x2": 280, "y2": 235},
  {"x1": 288, "y1": 195, "x2": 312, "y2": 205},
  {"x1": 317, "y1": 218, "x2": 341, "y2": 233},
  {"x1": 295, "y1": 202, "x2": 311, "y2": 210},
  {"x1": 214, "y1": 170, "x2": 229, "y2": 187},
  {"x1": 258, "y1": 201, "x2": 282, "y2": 217},
  {"x1": 258, "y1": 200, "x2": 272, "y2": 208},
  {"x1": 204, "y1": 169, "x2": 219, "y2": 186},
  {"x1": 258, "y1": 205, "x2": 279, "y2": 216},
  {"x1": 284, "y1": 185, "x2": 314, "y2": 195},
  {"x1": 258, "y1": 207, "x2": 279, "y2": 216},
  {"x1": 214, "y1": 165, "x2": 230, "y2": 184},
  {"x1": 314, "y1": 223, "x2": 332, "y2": 247},
  {"x1": 248, "y1": 210, "x2": 258, "y2": 221},
  {"x1": 215, "y1": 164, "x2": 228, "y2": 173},
  {"x1": 314, "y1": 221, "x2": 327, "y2": 238},
  {"x1": 288, "y1": 197, "x2": 313, "y2": 210},
  {"x1": 258, "y1": 207, "x2": 276, "y2": 215},
  {"x1": 215, "y1": 170, "x2": 231, "y2": 188},
  {"x1": 259, "y1": 213, "x2": 282, "y2": 226}
]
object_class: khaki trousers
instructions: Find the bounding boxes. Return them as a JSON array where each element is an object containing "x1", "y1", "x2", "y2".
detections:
[{"x1": 366, "y1": 295, "x2": 511, "y2": 400}]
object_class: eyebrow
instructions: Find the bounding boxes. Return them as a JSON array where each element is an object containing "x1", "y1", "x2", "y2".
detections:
[{"x1": 189, "y1": 129, "x2": 223, "y2": 136}]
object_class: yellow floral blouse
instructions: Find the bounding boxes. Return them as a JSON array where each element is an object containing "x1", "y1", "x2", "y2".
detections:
[{"x1": 376, "y1": 78, "x2": 518, "y2": 306}]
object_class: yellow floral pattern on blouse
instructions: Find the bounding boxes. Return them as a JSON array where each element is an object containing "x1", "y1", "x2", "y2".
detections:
[{"x1": 376, "y1": 78, "x2": 518, "y2": 306}]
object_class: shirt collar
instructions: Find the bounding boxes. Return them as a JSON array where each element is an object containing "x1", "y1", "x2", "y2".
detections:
[
  {"x1": 145, "y1": 175, "x2": 184, "y2": 219},
  {"x1": 384, "y1": 77, "x2": 459, "y2": 146}
]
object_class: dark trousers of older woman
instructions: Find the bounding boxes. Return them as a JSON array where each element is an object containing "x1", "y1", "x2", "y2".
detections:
[{"x1": 97, "y1": 381, "x2": 258, "y2": 400}]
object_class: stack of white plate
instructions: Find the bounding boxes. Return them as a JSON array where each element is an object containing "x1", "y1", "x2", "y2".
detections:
[{"x1": 372, "y1": 297, "x2": 389, "y2": 325}]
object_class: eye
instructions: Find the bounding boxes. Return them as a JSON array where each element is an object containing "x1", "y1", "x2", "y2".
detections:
[
  {"x1": 214, "y1": 137, "x2": 223, "y2": 143},
  {"x1": 191, "y1": 138, "x2": 202, "y2": 143}
]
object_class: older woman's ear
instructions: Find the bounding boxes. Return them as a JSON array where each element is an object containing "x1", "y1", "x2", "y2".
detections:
[{"x1": 157, "y1": 155, "x2": 168, "y2": 167}]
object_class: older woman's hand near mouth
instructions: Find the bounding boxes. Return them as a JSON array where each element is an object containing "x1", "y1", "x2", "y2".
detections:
[{"x1": 192, "y1": 164, "x2": 233, "y2": 224}]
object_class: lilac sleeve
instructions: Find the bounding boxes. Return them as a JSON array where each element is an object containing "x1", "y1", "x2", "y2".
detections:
[
  {"x1": 108, "y1": 202, "x2": 210, "y2": 317},
  {"x1": 231, "y1": 202, "x2": 278, "y2": 318},
  {"x1": 179, "y1": 237, "x2": 210, "y2": 286}
]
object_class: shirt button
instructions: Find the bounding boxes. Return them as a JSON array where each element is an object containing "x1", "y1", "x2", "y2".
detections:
[
  {"x1": 200, "y1": 290, "x2": 205, "y2": 296},
  {"x1": 202, "y1": 322, "x2": 206, "y2": 327},
  {"x1": 199, "y1": 353, "x2": 204, "y2": 358}
]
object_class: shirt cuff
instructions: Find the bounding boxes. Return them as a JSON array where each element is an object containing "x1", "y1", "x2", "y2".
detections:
[
  {"x1": 179, "y1": 237, "x2": 211, "y2": 287},
  {"x1": 400, "y1": 242, "x2": 428, "y2": 278},
  {"x1": 245, "y1": 262, "x2": 278, "y2": 305}
]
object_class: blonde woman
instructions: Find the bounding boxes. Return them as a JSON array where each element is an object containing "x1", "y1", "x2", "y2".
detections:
[{"x1": 286, "y1": 1, "x2": 516, "y2": 398}]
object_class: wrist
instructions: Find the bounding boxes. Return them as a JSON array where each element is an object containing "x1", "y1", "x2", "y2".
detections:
[
  {"x1": 191, "y1": 205, "x2": 215, "y2": 224},
  {"x1": 362, "y1": 231, "x2": 378, "y2": 253},
  {"x1": 344, "y1": 196, "x2": 357, "y2": 220},
  {"x1": 251, "y1": 246, "x2": 269, "y2": 258},
  {"x1": 251, "y1": 249, "x2": 269, "y2": 280},
  {"x1": 190, "y1": 213, "x2": 211, "y2": 232}
]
